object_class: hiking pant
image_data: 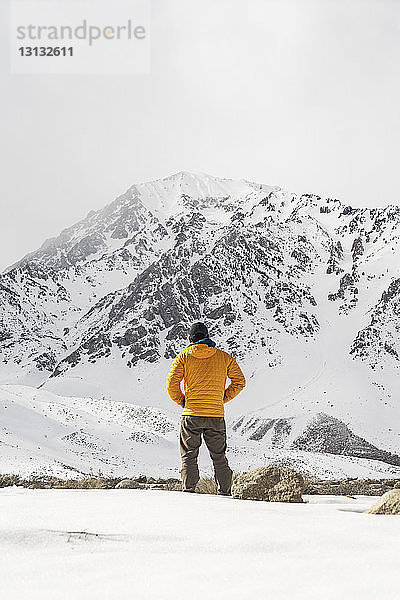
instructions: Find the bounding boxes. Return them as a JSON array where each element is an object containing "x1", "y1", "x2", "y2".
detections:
[{"x1": 179, "y1": 416, "x2": 233, "y2": 495}]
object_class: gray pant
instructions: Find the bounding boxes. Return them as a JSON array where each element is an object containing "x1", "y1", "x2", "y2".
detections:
[{"x1": 179, "y1": 416, "x2": 233, "y2": 495}]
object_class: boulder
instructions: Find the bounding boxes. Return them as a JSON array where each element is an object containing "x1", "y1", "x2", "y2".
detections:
[
  {"x1": 366, "y1": 489, "x2": 400, "y2": 515},
  {"x1": 232, "y1": 466, "x2": 304, "y2": 503},
  {"x1": 134, "y1": 475, "x2": 147, "y2": 484},
  {"x1": 165, "y1": 479, "x2": 182, "y2": 491},
  {"x1": 195, "y1": 477, "x2": 217, "y2": 495},
  {"x1": 115, "y1": 479, "x2": 146, "y2": 489}
]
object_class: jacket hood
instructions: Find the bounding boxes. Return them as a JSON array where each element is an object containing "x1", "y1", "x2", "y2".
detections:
[{"x1": 185, "y1": 344, "x2": 218, "y2": 359}]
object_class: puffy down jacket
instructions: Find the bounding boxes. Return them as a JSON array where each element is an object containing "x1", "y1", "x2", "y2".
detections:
[{"x1": 166, "y1": 343, "x2": 246, "y2": 417}]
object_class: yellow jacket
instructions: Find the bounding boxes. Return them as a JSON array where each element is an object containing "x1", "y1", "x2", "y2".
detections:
[{"x1": 166, "y1": 343, "x2": 246, "y2": 417}]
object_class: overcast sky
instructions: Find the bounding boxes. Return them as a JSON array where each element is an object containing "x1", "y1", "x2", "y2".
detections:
[{"x1": 1, "y1": 0, "x2": 399, "y2": 271}]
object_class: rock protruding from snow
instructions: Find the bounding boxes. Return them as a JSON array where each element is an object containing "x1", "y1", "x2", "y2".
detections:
[
  {"x1": 232, "y1": 466, "x2": 304, "y2": 502},
  {"x1": 366, "y1": 489, "x2": 400, "y2": 515},
  {"x1": 115, "y1": 478, "x2": 146, "y2": 489}
]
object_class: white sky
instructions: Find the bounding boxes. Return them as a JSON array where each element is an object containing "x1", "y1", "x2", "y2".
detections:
[{"x1": 1, "y1": 0, "x2": 399, "y2": 271}]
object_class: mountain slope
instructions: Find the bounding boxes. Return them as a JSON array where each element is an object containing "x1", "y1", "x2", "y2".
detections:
[{"x1": 1, "y1": 384, "x2": 400, "y2": 480}]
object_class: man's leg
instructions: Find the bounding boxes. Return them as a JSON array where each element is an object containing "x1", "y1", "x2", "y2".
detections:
[
  {"x1": 179, "y1": 416, "x2": 202, "y2": 492},
  {"x1": 203, "y1": 417, "x2": 233, "y2": 496}
]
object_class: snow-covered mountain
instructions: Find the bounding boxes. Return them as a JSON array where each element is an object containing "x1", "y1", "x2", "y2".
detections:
[{"x1": 1, "y1": 171, "x2": 400, "y2": 477}]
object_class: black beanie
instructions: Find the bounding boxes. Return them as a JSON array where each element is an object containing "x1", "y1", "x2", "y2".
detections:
[{"x1": 189, "y1": 322, "x2": 209, "y2": 342}]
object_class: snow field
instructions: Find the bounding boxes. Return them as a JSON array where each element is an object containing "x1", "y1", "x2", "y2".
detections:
[{"x1": 1, "y1": 488, "x2": 399, "y2": 600}]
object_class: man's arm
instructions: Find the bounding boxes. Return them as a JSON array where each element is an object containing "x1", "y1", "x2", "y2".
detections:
[
  {"x1": 166, "y1": 353, "x2": 185, "y2": 407},
  {"x1": 224, "y1": 357, "x2": 246, "y2": 404}
]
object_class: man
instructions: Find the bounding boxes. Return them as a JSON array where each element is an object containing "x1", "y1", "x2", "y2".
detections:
[{"x1": 166, "y1": 322, "x2": 246, "y2": 495}]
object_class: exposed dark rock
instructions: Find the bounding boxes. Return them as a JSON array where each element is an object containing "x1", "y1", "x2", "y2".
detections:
[
  {"x1": 351, "y1": 236, "x2": 364, "y2": 262},
  {"x1": 350, "y1": 278, "x2": 400, "y2": 366},
  {"x1": 113, "y1": 325, "x2": 147, "y2": 347},
  {"x1": 326, "y1": 241, "x2": 344, "y2": 275},
  {"x1": 67, "y1": 233, "x2": 106, "y2": 265},
  {"x1": 293, "y1": 413, "x2": 400, "y2": 466},
  {"x1": 341, "y1": 205, "x2": 357, "y2": 216},
  {"x1": 35, "y1": 352, "x2": 57, "y2": 372},
  {"x1": 231, "y1": 412, "x2": 400, "y2": 468},
  {"x1": 111, "y1": 224, "x2": 128, "y2": 239}
]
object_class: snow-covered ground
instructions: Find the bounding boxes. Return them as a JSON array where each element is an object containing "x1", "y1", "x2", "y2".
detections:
[
  {"x1": 1, "y1": 488, "x2": 399, "y2": 600},
  {"x1": 2, "y1": 383, "x2": 400, "y2": 480}
]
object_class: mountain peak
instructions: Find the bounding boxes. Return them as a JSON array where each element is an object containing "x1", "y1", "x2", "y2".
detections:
[{"x1": 133, "y1": 171, "x2": 277, "y2": 219}]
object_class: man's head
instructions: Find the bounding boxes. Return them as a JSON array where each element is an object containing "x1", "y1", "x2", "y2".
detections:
[{"x1": 189, "y1": 322, "x2": 209, "y2": 343}]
